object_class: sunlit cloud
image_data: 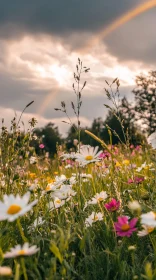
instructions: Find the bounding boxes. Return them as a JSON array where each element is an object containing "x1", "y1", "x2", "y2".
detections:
[{"x1": 0, "y1": 35, "x2": 150, "y2": 91}]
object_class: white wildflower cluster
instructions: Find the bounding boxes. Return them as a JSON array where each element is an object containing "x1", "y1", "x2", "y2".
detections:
[{"x1": 44, "y1": 174, "x2": 77, "y2": 210}]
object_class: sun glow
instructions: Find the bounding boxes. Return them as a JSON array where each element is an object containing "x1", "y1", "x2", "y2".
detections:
[
  {"x1": 49, "y1": 64, "x2": 71, "y2": 86},
  {"x1": 28, "y1": 64, "x2": 71, "y2": 87}
]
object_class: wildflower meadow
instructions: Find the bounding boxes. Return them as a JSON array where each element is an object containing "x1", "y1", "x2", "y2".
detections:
[{"x1": 0, "y1": 60, "x2": 155, "y2": 280}]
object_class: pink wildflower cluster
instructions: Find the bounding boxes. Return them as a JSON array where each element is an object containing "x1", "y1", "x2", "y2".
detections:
[{"x1": 99, "y1": 151, "x2": 110, "y2": 159}]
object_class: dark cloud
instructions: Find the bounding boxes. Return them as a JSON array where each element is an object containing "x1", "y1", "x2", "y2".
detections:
[
  {"x1": 0, "y1": 0, "x2": 155, "y2": 65},
  {"x1": 104, "y1": 8, "x2": 156, "y2": 65},
  {"x1": 0, "y1": 0, "x2": 142, "y2": 39},
  {"x1": 0, "y1": 70, "x2": 50, "y2": 114}
]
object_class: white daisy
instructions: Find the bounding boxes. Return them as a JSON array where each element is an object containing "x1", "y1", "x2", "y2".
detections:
[
  {"x1": 33, "y1": 217, "x2": 44, "y2": 228},
  {"x1": 54, "y1": 175, "x2": 66, "y2": 186},
  {"x1": 137, "y1": 224, "x2": 154, "y2": 237},
  {"x1": 147, "y1": 131, "x2": 156, "y2": 149},
  {"x1": 29, "y1": 182, "x2": 39, "y2": 191},
  {"x1": 136, "y1": 162, "x2": 147, "y2": 172},
  {"x1": 85, "y1": 212, "x2": 103, "y2": 227},
  {"x1": 82, "y1": 179, "x2": 89, "y2": 182},
  {"x1": 61, "y1": 153, "x2": 76, "y2": 160},
  {"x1": 29, "y1": 156, "x2": 37, "y2": 164},
  {"x1": 44, "y1": 183, "x2": 58, "y2": 193},
  {"x1": 81, "y1": 173, "x2": 92, "y2": 179},
  {"x1": 128, "y1": 200, "x2": 141, "y2": 211},
  {"x1": 75, "y1": 145, "x2": 102, "y2": 166},
  {"x1": 51, "y1": 185, "x2": 76, "y2": 200},
  {"x1": 65, "y1": 164, "x2": 72, "y2": 169},
  {"x1": 4, "y1": 243, "x2": 39, "y2": 258},
  {"x1": 141, "y1": 211, "x2": 156, "y2": 227},
  {"x1": 49, "y1": 197, "x2": 65, "y2": 210},
  {"x1": 0, "y1": 192, "x2": 38, "y2": 222},
  {"x1": 84, "y1": 191, "x2": 107, "y2": 209}
]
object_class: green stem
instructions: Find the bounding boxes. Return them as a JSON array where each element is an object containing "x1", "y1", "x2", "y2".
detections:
[
  {"x1": 21, "y1": 257, "x2": 28, "y2": 280},
  {"x1": 17, "y1": 219, "x2": 28, "y2": 243},
  {"x1": 14, "y1": 261, "x2": 20, "y2": 280}
]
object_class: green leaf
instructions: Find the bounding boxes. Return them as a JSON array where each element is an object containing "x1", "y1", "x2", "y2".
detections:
[{"x1": 50, "y1": 243, "x2": 63, "y2": 264}]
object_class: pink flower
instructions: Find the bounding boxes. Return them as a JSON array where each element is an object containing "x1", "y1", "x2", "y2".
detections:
[
  {"x1": 128, "y1": 176, "x2": 144, "y2": 184},
  {"x1": 135, "y1": 145, "x2": 141, "y2": 151},
  {"x1": 99, "y1": 151, "x2": 110, "y2": 159},
  {"x1": 114, "y1": 216, "x2": 138, "y2": 237},
  {"x1": 130, "y1": 145, "x2": 134, "y2": 149},
  {"x1": 135, "y1": 177, "x2": 144, "y2": 183},
  {"x1": 127, "y1": 178, "x2": 134, "y2": 184},
  {"x1": 105, "y1": 199, "x2": 120, "y2": 212},
  {"x1": 39, "y1": 144, "x2": 45, "y2": 149}
]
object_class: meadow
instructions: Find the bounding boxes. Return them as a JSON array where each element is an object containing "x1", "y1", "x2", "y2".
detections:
[
  {"x1": 0, "y1": 116, "x2": 155, "y2": 280},
  {"x1": 0, "y1": 61, "x2": 155, "y2": 280}
]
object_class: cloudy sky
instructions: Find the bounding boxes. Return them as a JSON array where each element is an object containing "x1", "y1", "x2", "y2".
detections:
[{"x1": 0, "y1": 0, "x2": 156, "y2": 135}]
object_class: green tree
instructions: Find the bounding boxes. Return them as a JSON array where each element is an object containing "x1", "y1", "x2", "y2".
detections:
[
  {"x1": 101, "y1": 104, "x2": 145, "y2": 146},
  {"x1": 132, "y1": 71, "x2": 156, "y2": 135},
  {"x1": 32, "y1": 122, "x2": 61, "y2": 157},
  {"x1": 66, "y1": 125, "x2": 92, "y2": 150}
]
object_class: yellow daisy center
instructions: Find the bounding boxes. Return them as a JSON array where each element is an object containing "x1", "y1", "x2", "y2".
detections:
[
  {"x1": 85, "y1": 155, "x2": 93, "y2": 161},
  {"x1": 29, "y1": 173, "x2": 36, "y2": 178},
  {"x1": 18, "y1": 250, "x2": 26, "y2": 255},
  {"x1": 93, "y1": 215, "x2": 98, "y2": 221},
  {"x1": 115, "y1": 161, "x2": 121, "y2": 167},
  {"x1": 123, "y1": 160, "x2": 130, "y2": 166},
  {"x1": 55, "y1": 199, "x2": 61, "y2": 204},
  {"x1": 7, "y1": 204, "x2": 22, "y2": 215},
  {"x1": 45, "y1": 186, "x2": 51, "y2": 191},
  {"x1": 97, "y1": 197, "x2": 103, "y2": 202},
  {"x1": 121, "y1": 224, "x2": 130, "y2": 231},
  {"x1": 148, "y1": 227, "x2": 154, "y2": 233}
]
